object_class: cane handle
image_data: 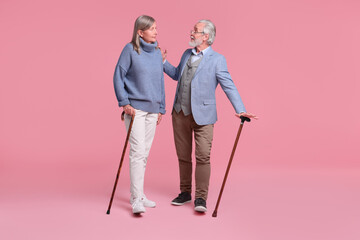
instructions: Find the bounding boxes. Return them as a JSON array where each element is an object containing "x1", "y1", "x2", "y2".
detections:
[{"x1": 240, "y1": 116, "x2": 251, "y2": 123}]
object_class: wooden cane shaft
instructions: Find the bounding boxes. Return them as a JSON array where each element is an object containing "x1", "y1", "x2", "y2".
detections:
[
  {"x1": 212, "y1": 122, "x2": 245, "y2": 217},
  {"x1": 106, "y1": 115, "x2": 134, "y2": 214}
]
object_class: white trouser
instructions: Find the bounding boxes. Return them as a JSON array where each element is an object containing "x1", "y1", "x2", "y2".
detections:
[{"x1": 124, "y1": 109, "x2": 158, "y2": 200}]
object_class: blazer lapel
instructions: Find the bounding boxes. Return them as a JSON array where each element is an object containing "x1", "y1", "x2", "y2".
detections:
[
  {"x1": 193, "y1": 47, "x2": 213, "y2": 79},
  {"x1": 180, "y1": 52, "x2": 192, "y2": 77}
]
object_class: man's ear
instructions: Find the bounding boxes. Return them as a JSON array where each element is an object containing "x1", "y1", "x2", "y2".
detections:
[{"x1": 203, "y1": 33, "x2": 209, "y2": 41}]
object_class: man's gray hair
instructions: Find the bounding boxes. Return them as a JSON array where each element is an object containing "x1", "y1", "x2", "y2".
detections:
[{"x1": 198, "y1": 19, "x2": 216, "y2": 45}]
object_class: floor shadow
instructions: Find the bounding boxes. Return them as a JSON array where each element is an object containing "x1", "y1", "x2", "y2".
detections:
[{"x1": 193, "y1": 210, "x2": 207, "y2": 216}]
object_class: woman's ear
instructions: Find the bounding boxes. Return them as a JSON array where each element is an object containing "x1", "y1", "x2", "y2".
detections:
[{"x1": 137, "y1": 30, "x2": 143, "y2": 37}]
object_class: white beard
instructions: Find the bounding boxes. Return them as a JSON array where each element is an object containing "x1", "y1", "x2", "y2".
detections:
[{"x1": 189, "y1": 38, "x2": 202, "y2": 47}]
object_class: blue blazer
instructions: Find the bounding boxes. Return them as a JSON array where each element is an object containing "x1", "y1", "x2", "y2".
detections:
[{"x1": 164, "y1": 47, "x2": 246, "y2": 125}]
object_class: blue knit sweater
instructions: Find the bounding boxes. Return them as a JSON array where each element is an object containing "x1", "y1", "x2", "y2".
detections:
[{"x1": 113, "y1": 38, "x2": 166, "y2": 114}]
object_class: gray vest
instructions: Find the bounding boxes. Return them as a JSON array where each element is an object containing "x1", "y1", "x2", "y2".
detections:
[{"x1": 174, "y1": 56, "x2": 202, "y2": 116}]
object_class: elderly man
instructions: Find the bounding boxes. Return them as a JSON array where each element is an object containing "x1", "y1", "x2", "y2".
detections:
[{"x1": 161, "y1": 19, "x2": 257, "y2": 213}]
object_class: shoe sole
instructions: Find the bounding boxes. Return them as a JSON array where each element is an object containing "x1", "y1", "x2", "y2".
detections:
[
  {"x1": 144, "y1": 204, "x2": 156, "y2": 208},
  {"x1": 194, "y1": 206, "x2": 207, "y2": 212},
  {"x1": 171, "y1": 200, "x2": 191, "y2": 206},
  {"x1": 133, "y1": 210, "x2": 145, "y2": 214},
  {"x1": 130, "y1": 200, "x2": 156, "y2": 208}
]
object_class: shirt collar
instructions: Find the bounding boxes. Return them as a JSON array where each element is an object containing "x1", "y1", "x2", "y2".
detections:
[{"x1": 192, "y1": 46, "x2": 210, "y2": 56}]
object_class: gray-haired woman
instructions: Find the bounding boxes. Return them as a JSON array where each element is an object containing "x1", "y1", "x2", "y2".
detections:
[{"x1": 113, "y1": 15, "x2": 166, "y2": 214}]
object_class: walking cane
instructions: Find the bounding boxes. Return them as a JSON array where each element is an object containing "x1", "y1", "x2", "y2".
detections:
[
  {"x1": 106, "y1": 112, "x2": 134, "y2": 214},
  {"x1": 212, "y1": 116, "x2": 251, "y2": 217}
]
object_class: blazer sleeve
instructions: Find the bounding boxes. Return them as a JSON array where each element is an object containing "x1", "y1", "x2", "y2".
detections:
[
  {"x1": 163, "y1": 60, "x2": 180, "y2": 81},
  {"x1": 216, "y1": 55, "x2": 246, "y2": 114},
  {"x1": 163, "y1": 49, "x2": 191, "y2": 81}
]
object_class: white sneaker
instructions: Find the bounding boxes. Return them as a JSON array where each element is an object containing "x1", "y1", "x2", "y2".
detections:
[
  {"x1": 130, "y1": 196, "x2": 156, "y2": 208},
  {"x1": 142, "y1": 197, "x2": 156, "y2": 208},
  {"x1": 131, "y1": 198, "x2": 145, "y2": 214}
]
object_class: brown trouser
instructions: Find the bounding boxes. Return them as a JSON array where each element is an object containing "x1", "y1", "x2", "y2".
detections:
[{"x1": 172, "y1": 110, "x2": 214, "y2": 200}]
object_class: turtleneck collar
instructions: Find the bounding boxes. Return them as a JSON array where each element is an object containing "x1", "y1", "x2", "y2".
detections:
[{"x1": 140, "y1": 37, "x2": 158, "y2": 52}]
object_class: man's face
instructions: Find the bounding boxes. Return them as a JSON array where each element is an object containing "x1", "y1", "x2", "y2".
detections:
[{"x1": 189, "y1": 22, "x2": 206, "y2": 47}]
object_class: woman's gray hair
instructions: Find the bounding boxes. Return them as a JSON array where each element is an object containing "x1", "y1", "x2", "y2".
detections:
[
  {"x1": 198, "y1": 19, "x2": 216, "y2": 45},
  {"x1": 131, "y1": 15, "x2": 156, "y2": 54}
]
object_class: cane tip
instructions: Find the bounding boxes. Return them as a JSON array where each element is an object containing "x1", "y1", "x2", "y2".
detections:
[
  {"x1": 212, "y1": 211, "x2": 217, "y2": 218},
  {"x1": 106, "y1": 210, "x2": 110, "y2": 215}
]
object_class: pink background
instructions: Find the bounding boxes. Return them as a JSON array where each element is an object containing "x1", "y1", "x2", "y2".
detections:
[{"x1": 1, "y1": 0, "x2": 359, "y2": 239}]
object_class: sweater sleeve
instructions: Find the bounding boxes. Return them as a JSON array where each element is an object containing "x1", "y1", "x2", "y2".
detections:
[{"x1": 113, "y1": 45, "x2": 132, "y2": 107}]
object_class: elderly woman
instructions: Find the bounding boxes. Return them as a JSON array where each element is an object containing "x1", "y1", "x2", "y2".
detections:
[{"x1": 113, "y1": 15, "x2": 165, "y2": 214}]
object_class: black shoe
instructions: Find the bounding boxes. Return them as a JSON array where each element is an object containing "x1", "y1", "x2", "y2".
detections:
[
  {"x1": 171, "y1": 192, "x2": 191, "y2": 205},
  {"x1": 194, "y1": 198, "x2": 207, "y2": 212}
]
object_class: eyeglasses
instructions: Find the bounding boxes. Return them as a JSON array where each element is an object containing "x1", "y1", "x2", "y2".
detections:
[{"x1": 190, "y1": 30, "x2": 205, "y2": 35}]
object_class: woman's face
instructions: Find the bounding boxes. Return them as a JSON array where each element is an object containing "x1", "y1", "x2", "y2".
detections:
[{"x1": 139, "y1": 22, "x2": 157, "y2": 43}]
